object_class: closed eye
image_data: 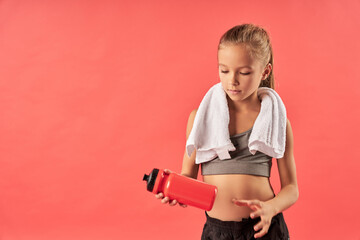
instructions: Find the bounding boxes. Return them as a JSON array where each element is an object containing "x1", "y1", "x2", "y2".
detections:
[{"x1": 221, "y1": 70, "x2": 251, "y2": 75}]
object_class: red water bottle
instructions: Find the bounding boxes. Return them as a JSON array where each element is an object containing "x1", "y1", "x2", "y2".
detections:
[{"x1": 143, "y1": 168, "x2": 217, "y2": 211}]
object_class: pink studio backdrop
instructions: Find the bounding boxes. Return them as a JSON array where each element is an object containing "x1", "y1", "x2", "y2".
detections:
[{"x1": 1, "y1": 0, "x2": 360, "y2": 239}]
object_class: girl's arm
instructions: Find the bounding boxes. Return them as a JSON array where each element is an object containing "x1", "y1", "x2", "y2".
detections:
[
  {"x1": 233, "y1": 118, "x2": 299, "y2": 238},
  {"x1": 267, "y1": 118, "x2": 299, "y2": 214},
  {"x1": 155, "y1": 109, "x2": 199, "y2": 206},
  {"x1": 181, "y1": 109, "x2": 199, "y2": 179}
]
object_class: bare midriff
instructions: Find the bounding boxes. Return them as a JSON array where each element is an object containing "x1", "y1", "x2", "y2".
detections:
[{"x1": 202, "y1": 174, "x2": 275, "y2": 221}]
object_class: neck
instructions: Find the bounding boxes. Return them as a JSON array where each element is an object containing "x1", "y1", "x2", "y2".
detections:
[{"x1": 227, "y1": 91, "x2": 261, "y2": 114}]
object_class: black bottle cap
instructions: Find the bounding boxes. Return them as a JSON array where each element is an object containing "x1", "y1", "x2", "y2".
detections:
[{"x1": 142, "y1": 168, "x2": 159, "y2": 192}]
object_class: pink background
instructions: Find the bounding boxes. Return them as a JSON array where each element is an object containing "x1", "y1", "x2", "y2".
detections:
[{"x1": 1, "y1": 0, "x2": 359, "y2": 239}]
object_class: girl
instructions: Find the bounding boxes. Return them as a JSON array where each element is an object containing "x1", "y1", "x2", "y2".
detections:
[{"x1": 156, "y1": 23, "x2": 298, "y2": 240}]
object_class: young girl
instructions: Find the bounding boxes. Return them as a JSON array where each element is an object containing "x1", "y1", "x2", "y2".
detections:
[{"x1": 156, "y1": 23, "x2": 298, "y2": 240}]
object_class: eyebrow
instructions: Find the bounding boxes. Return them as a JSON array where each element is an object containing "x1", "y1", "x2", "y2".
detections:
[{"x1": 218, "y1": 63, "x2": 252, "y2": 69}]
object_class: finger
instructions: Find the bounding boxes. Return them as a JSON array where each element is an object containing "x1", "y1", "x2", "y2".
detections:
[
  {"x1": 236, "y1": 199, "x2": 261, "y2": 207},
  {"x1": 161, "y1": 197, "x2": 170, "y2": 204},
  {"x1": 249, "y1": 205, "x2": 259, "y2": 211},
  {"x1": 232, "y1": 199, "x2": 249, "y2": 204},
  {"x1": 250, "y1": 209, "x2": 263, "y2": 219},
  {"x1": 253, "y1": 220, "x2": 264, "y2": 232},
  {"x1": 179, "y1": 203, "x2": 187, "y2": 208},
  {"x1": 169, "y1": 199, "x2": 177, "y2": 206},
  {"x1": 232, "y1": 199, "x2": 248, "y2": 206},
  {"x1": 247, "y1": 200, "x2": 263, "y2": 208},
  {"x1": 164, "y1": 169, "x2": 172, "y2": 174},
  {"x1": 254, "y1": 225, "x2": 269, "y2": 238},
  {"x1": 232, "y1": 200, "x2": 260, "y2": 211},
  {"x1": 232, "y1": 199, "x2": 261, "y2": 207},
  {"x1": 254, "y1": 217, "x2": 271, "y2": 237},
  {"x1": 232, "y1": 199, "x2": 256, "y2": 208},
  {"x1": 155, "y1": 192, "x2": 164, "y2": 199}
]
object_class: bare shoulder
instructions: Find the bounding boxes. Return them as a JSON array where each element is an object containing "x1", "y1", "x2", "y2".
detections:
[
  {"x1": 277, "y1": 118, "x2": 294, "y2": 161},
  {"x1": 286, "y1": 118, "x2": 292, "y2": 126},
  {"x1": 189, "y1": 109, "x2": 198, "y2": 120}
]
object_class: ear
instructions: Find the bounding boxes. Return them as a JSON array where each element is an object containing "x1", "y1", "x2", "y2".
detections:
[{"x1": 261, "y1": 63, "x2": 272, "y2": 81}]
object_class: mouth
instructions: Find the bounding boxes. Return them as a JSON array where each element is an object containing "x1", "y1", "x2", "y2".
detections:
[{"x1": 228, "y1": 89, "x2": 241, "y2": 95}]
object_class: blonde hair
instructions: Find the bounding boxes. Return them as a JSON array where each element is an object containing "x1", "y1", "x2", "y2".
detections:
[{"x1": 218, "y1": 23, "x2": 275, "y2": 90}]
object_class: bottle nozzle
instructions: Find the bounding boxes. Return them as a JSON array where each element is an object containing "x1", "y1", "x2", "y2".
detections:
[{"x1": 142, "y1": 168, "x2": 159, "y2": 192}]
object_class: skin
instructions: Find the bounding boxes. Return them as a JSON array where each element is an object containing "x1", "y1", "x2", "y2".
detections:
[{"x1": 156, "y1": 43, "x2": 299, "y2": 238}]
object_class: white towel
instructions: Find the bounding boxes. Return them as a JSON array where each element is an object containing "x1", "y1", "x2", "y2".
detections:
[{"x1": 186, "y1": 82, "x2": 287, "y2": 164}]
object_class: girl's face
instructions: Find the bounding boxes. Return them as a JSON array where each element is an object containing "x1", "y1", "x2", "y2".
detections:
[{"x1": 217, "y1": 44, "x2": 269, "y2": 103}]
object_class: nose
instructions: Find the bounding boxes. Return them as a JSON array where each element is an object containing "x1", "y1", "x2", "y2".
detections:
[{"x1": 230, "y1": 72, "x2": 239, "y2": 85}]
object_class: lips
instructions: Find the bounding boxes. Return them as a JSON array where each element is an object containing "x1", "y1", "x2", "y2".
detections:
[{"x1": 228, "y1": 89, "x2": 241, "y2": 95}]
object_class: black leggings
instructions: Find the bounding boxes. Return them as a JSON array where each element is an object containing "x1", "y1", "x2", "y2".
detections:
[{"x1": 201, "y1": 211, "x2": 289, "y2": 240}]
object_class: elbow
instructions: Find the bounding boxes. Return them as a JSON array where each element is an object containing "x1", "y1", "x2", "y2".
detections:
[
  {"x1": 284, "y1": 183, "x2": 299, "y2": 203},
  {"x1": 294, "y1": 185, "x2": 299, "y2": 202}
]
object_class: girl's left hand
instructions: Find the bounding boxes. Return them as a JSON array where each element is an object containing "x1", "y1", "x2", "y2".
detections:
[{"x1": 232, "y1": 199, "x2": 276, "y2": 239}]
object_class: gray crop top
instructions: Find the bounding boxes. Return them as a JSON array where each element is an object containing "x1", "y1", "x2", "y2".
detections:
[{"x1": 201, "y1": 127, "x2": 272, "y2": 177}]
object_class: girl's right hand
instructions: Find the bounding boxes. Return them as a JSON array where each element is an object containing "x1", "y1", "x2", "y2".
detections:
[{"x1": 154, "y1": 169, "x2": 187, "y2": 208}]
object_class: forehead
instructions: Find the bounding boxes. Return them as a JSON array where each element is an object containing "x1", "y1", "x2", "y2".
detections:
[{"x1": 217, "y1": 44, "x2": 256, "y2": 68}]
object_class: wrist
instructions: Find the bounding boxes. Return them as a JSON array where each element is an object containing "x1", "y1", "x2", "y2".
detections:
[{"x1": 266, "y1": 199, "x2": 280, "y2": 216}]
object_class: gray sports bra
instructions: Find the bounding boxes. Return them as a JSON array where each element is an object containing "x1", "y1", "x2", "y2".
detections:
[{"x1": 201, "y1": 127, "x2": 272, "y2": 177}]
